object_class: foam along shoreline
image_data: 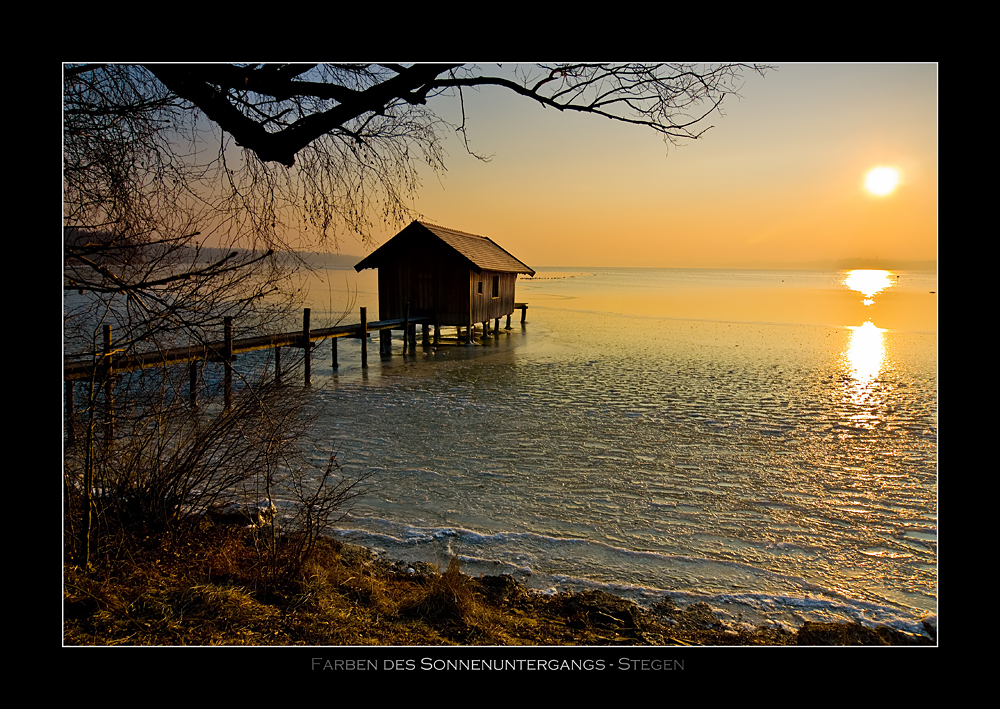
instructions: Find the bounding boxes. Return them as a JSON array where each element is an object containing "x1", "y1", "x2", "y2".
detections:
[
  {"x1": 328, "y1": 523, "x2": 936, "y2": 641},
  {"x1": 333, "y1": 540, "x2": 937, "y2": 646}
]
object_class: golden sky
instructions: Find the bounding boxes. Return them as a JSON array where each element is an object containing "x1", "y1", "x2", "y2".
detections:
[{"x1": 361, "y1": 63, "x2": 937, "y2": 269}]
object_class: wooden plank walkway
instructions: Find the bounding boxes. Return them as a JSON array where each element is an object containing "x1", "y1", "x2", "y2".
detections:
[
  {"x1": 64, "y1": 314, "x2": 425, "y2": 381},
  {"x1": 63, "y1": 304, "x2": 527, "y2": 446},
  {"x1": 63, "y1": 304, "x2": 528, "y2": 382}
]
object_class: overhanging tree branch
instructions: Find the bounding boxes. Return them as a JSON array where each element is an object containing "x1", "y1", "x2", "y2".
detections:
[
  {"x1": 64, "y1": 62, "x2": 769, "y2": 360},
  {"x1": 145, "y1": 63, "x2": 462, "y2": 166},
  {"x1": 63, "y1": 61, "x2": 770, "y2": 573},
  {"x1": 140, "y1": 63, "x2": 767, "y2": 168}
]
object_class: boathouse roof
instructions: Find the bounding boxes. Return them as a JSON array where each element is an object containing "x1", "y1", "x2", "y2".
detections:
[{"x1": 354, "y1": 221, "x2": 535, "y2": 277}]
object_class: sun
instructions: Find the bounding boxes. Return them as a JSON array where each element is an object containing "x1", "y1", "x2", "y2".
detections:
[{"x1": 864, "y1": 167, "x2": 900, "y2": 196}]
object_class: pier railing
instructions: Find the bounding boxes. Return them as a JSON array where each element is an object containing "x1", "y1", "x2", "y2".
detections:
[
  {"x1": 64, "y1": 304, "x2": 528, "y2": 445},
  {"x1": 64, "y1": 310, "x2": 423, "y2": 382},
  {"x1": 63, "y1": 303, "x2": 529, "y2": 384}
]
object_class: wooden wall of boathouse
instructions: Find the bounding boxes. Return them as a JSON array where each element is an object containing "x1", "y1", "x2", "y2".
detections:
[
  {"x1": 374, "y1": 242, "x2": 520, "y2": 326},
  {"x1": 469, "y1": 270, "x2": 518, "y2": 324},
  {"x1": 357, "y1": 220, "x2": 533, "y2": 331}
]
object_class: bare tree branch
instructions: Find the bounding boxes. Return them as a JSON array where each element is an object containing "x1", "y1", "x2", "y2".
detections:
[
  {"x1": 63, "y1": 61, "x2": 770, "y2": 573},
  {"x1": 145, "y1": 63, "x2": 461, "y2": 167},
  {"x1": 64, "y1": 62, "x2": 769, "y2": 359}
]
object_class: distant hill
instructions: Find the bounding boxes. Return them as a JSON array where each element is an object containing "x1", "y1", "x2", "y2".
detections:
[
  {"x1": 294, "y1": 251, "x2": 364, "y2": 269},
  {"x1": 185, "y1": 247, "x2": 363, "y2": 270}
]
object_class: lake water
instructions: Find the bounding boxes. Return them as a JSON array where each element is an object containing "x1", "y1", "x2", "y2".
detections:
[{"x1": 291, "y1": 266, "x2": 937, "y2": 636}]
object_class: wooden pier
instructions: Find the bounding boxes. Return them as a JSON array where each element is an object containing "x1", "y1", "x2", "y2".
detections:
[
  {"x1": 64, "y1": 303, "x2": 529, "y2": 382},
  {"x1": 64, "y1": 304, "x2": 528, "y2": 441}
]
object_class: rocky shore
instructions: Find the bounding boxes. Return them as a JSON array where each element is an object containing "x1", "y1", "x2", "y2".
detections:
[{"x1": 64, "y1": 531, "x2": 935, "y2": 646}]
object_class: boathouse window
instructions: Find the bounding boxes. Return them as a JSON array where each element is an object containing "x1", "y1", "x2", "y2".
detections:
[
  {"x1": 492, "y1": 275, "x2": 499, "y2": 298},
  {"x1": 477, "y1": 280, "x2": 483, "y2": 295}
]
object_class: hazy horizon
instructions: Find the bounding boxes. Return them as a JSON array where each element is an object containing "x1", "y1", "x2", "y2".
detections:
[{"x1": 290, "y1": 248, "x2": 937, "y2": 273}]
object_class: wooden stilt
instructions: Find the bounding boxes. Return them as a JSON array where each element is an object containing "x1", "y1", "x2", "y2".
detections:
[
  {"x1": 275, "y1": 346, "x2": 282, "y2": 384},
  {"x1": 494, "y1": 317, "x2": 500, "y2": 337},
  {"x1": 302, "y1": 308, "x2": 311, "y2": 387},
  {"x1": 331, "y1": 337, "x2": 338, "y2": 368},
  {"x1": 380, "y1": 329, "x2": 391, "y2": 356},
  {"x1": 402, "y1": 302, "x2": 410, "y2": 355},
  {"x1": 360, "y1": 307, "x2": 368, "y2": 368},
  {"x1": 422, "y1": 322, "x2": 430, "y2": 347},
  {"x1": 434, "y1": 320, "x2": 440, "y2": 345}
]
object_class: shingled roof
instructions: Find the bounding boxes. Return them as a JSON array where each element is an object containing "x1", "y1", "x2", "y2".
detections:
[{"x1": 355, "y1": 221, "x2": 535, "y2": 276}]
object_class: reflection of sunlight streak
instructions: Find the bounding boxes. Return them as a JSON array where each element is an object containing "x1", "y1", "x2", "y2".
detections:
[
  {"x1": 840, "y1": 271, "x2": 892, "y2": 418},
  {"x1": 843, "y1": 321, "x2": 886, "y2": 411},
  {"x1": 847, "y1": 321, "x2": 885, "y2": 384},
  {"x1": 844, "y1": 269, "x2": 895, "y2": 306}
]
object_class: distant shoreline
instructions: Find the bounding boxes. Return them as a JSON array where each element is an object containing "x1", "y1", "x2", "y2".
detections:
[
  {"x1": 192, "y1": 247, "x2": 936, "y2": 273},
  {"x1": 312, "y1": 256, "x2": 936, "y2": 272},
  {"x1": 527, "y1": 260, "x2": 938, "y2": 271}
]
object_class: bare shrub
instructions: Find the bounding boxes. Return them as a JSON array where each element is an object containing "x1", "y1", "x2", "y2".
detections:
[{"x1": 64, "y1": 364, "x2": 371, "y2": 585}]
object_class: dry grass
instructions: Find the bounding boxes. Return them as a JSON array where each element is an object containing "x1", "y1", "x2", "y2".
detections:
[
  {"x1": 396, "y1": 557, "x2": 513, "y2": 644},
  {"x1": 63, "y1": 522, "x2": 934, "y2": 647}
]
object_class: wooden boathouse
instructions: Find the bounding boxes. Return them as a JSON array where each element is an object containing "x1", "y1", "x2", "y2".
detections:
[
  {"x1": 354, "y1": 221, "x2": 534, "y2": 343},
  {"x1": 64, "y1": 221, "x2": 535, "y2": 440}
]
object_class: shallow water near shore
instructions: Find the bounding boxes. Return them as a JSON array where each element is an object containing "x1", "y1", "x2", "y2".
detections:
[{"x1": 292, "y1": 266, "x2": 937, "y2": 635}]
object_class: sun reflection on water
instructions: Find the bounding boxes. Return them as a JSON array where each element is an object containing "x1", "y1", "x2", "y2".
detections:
[
  {"x1": 839, "y1": 319, "x2": 890, "y2": 430},
  {"x1": 844, "y1": 269, "x2": 896, "y2": 306},
  {"x1": 845, "y1": 321, "x2": 886, "y2": 388},
  {"x1": 839, "y1": 271, "x2": 893, "y2": 423}
]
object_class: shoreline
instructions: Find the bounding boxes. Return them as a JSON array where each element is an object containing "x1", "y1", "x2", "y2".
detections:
[
  {"x1": 328, "y1": 513, "x2": 936, "y2": 638},
  {"x1": 333, "y1": 541, "x2": 938, "y2": 646},
  {"x1": 64, "y1": 530, "x2": 936, "y2": 647}
]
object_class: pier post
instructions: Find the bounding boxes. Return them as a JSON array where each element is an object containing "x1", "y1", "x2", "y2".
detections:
[
  {"x1": 505, "y1": 313, "x2": 512, "y2": 330},
  {"x1": 402, "y1": 302, "x2": 410, "y2": 355},
  {"x1": 275, "y1": 346, "x2": 282, "y2": 384},
  {"x1": 360, "y1": 307, "x2": 368, "y2": 368},
  {"x1": 302, "y1": 308, "x2": 311, "y2": 387},
  {"x1": 331, "y1": 337, "x2": 338, "y2": 368},
  {"x1": 434, "y1": 320, "x2": 440, "y2": 345},
  {"x1": 409, "y1": 322, "x2": 417, "y2": 352},
  {"x1": 494, "y1": 317, "x2": 500, "y2": 337},
  {"x1": 224, "y1": 316, "x2": 233, "y2": 408},
  {"x1": 380, "y1": 329, "x2": 391, "y2": 356},
  {"x1": 422, "y1": 322, "x2": 430, "y2": 347},
  {"x1": 482, "y1": 321, "x2": 488, "y2": 340}
]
